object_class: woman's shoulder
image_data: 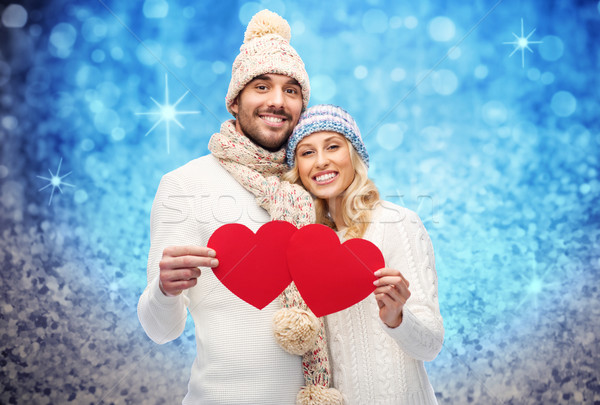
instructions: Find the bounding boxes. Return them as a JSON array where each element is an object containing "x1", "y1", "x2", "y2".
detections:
[{"x1": 372, "y1": 200, "x2": 420, "y2": 225}]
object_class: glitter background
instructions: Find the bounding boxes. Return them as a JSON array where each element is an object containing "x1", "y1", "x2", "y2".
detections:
[{"x1": 1, "y1": 0, "x2": 599, "y2": 404}]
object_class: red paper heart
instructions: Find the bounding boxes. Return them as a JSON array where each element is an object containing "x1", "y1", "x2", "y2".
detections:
[
  {"x1": 287, "y1": 224, "x2": 385, "y2": 317},
  {"x1": 207, "y1": 221, "x2": 296, "y2": 310}
]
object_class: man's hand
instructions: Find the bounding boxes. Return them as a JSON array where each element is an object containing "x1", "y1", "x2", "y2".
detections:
[
  {"x1": 373, "y1": 267, "x2": 411, "y2": 328},
  {"x1": 158, "y1": 246, "x2": 219, "y2": 297}
]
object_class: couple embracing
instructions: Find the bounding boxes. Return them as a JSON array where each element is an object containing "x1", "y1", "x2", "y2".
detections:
[{"x1": 138, "y1": 9, "x2": 444, "y2": 405}]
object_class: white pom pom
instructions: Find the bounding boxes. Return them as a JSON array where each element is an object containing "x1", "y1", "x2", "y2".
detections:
[
  {"x1": 272, "y1": 308, "x2": 319, "y2": 355},
  {"x1": 296, "y1": 385, "x2": 343, "y2": 405},
  {"x1": 244, "y1": 9, "x2": 291, "y2": 43}
]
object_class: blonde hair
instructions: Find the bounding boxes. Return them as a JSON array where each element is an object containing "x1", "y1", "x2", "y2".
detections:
[{"x1": 283, "y1": 139, "x2": 380, "y2": 239}]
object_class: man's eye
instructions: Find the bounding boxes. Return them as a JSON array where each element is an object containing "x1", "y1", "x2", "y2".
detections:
[
  {"x1": 286, "y1": 88, "x2": 298, "y2": 94},
  {"x1": 256, "y1": 85, "x2": 268, "y2": 90}
]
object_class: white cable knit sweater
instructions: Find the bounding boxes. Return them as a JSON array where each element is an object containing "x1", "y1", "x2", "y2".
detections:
[
  {"x1": 326, "y1": 201, "x2": 444, "y2": 405},
  {"x1": 137, "y1": 155, "x2": 304, "y2": 405}
]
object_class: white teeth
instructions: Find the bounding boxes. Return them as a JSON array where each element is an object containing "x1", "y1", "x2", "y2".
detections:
[
  {"x1": 262, "y1": 116, "x2": 283, "y2": 123},
  {"x1": 315, "y1": 173, "x2": 336, "y2": 182}
]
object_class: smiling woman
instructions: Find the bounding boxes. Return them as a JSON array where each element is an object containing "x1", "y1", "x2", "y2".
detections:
[{"x1": 284, "y1": 104, "x2": 444, "y2": 404}]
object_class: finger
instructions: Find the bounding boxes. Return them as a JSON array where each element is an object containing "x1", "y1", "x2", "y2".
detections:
[
  {"x1": 164, "y1": 278, "x2": 198, "y2": 292},
  {"x1": 374, "y1": 285, "x2": 402, "y2": 301},
  {"x1": 375, "y1": 292, "x2": 396, "y2": 308},
  {"x1": 160, "y1": 255, "x2": 218, "y2": 270},
  {"x1": 374, "y1": 267, "x2": 402, "y2": 277},
  {"x1": 373, "y1": 275, "x2": 407, "y2": 288},
  {"x1": 163, "y1": 246, "x2": 217, "y2": 258},
  {"x1": 374, "y1": 284, "x2": 410, "y2": 303},
  {"x1": 161, "y1": 268, "x2": 201, "y2": 283}
]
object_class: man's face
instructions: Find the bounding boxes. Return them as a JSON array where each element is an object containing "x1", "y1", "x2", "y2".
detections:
[{"x1": 231, "y1": 73, "x2": 303, "y2": 152}]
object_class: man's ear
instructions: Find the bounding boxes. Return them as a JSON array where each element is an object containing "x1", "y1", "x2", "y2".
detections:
[{"x1": 231, "y1": 96, "x2": 239, "y2": 116}]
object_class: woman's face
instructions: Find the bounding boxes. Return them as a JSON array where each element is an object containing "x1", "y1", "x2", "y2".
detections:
[{"x1": 296, "y1": 131, "x2": 355, "y2": 201}]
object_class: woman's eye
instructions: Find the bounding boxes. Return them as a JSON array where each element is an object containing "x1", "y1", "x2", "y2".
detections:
[
  {"x1": 301, "y1": 150, "x2": 313, "y2": 156},
  {"x1": 328, "y1": 144, "x2": 339, "y2": 150}
]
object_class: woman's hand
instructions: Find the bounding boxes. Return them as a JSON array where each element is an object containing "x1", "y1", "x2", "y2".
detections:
[{"x1": 373, "y1": 267, "x2": 411, "y2": 328}]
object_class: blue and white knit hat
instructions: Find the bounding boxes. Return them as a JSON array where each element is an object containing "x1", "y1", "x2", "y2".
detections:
[{"x1": 286, "y1": 104, "x2": 369, "y2": 168}]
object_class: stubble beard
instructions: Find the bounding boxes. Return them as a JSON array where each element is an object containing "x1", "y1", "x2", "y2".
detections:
[{"x1": 236, "y1": 105, "x2": 294, "y2": 152}]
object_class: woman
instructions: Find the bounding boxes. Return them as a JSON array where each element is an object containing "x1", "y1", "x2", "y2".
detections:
[{"x1": 284, "y1": 104, "x2": 444, "y2": 405}]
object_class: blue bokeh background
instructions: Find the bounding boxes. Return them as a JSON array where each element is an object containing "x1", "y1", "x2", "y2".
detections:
[{"x1": 1, "y1": 0, "x2": 599, "y2": 403}]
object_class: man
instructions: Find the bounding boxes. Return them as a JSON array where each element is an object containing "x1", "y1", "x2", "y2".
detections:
[{"x1": 137, "y1": 10, "x2": 315, "y2": 405}]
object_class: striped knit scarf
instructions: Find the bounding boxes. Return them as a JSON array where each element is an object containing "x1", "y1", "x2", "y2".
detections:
[{"x1": 208, "y1": 121, "x2": 342, "y2": 404}]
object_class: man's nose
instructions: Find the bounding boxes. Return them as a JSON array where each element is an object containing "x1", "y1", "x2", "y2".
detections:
[{"x1": 267, "y1": 88, "x2": 285, "y2": 109}]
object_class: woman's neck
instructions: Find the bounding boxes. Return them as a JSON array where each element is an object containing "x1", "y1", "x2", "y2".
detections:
[{"x1": 326, "y1": 197, "x2": 346, "y2": 230}]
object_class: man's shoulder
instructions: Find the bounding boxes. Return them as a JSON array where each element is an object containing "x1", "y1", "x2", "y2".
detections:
[{"x1": 164, "y1": 154, "x2": 222, "y2": 181}]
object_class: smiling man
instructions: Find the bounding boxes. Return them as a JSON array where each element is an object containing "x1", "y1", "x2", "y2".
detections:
[
  {"x1": 231, "y1": 74, "x2": 303, "y2": 151},
  {"x1": 137, "y1": 9, "x2": 328, "y2": 405}
]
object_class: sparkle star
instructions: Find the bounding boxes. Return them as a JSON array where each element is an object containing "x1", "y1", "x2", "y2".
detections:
[
  {"x1": 503, "y1": 18, "x2": 543, "y2": 68},
  {"x1": 136, "y1": 74, "x2": 200, "y2": 154},
  {"x1": 37, "y1": 157, "x2": 75, "y2": 206}
]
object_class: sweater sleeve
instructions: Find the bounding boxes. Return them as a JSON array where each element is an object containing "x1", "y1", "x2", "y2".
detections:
[
  {"x1": 137, "y1": 173, "x2": 197, "y2": 344},
  {"x1": 380, "y1": 209, "x2": 444, "y2": 362}
]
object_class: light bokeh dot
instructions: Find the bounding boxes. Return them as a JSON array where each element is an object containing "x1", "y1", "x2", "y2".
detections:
[
  {"x1": 261, "y1": 0, "x2": 286, "y2": 16},
  {"x1": 111, "y1": 127, "x2": 126, "y2": 141},
  {"x1": 173, "y1": 54, "x2": 187, "y2": 68},
  {"x1": 291, "y1": 20, "x2": 305, "y2": 36},
  {"x1": 81, "y1": 139, "x2": 95, "y2": 151},
  {"x1": 428, "y1": 16, "x2": 455, "y2": 42},
  {"x1": 143, "y1": 0, "x2": 169, "y2": 19},
  {"x1": 81, "y1": 17, "x2": 107, "y2": 43},
  {"x1": 0, "y1": 61, "x2": 11, "y2": 86},
  {"x1": 482, "y1": 100, "x2": 508, "y2": 126},
  {"x1": 311, "y1": 75, "x2": 337, "y2": 101},
  {"x1": 376, "y1": 123, "x2": 405, "y2": 150},
  {"x1": 94, "y1": 109, "x2": 120, "y2": 134},
  {"x1": 363, "y1": 9, "x2": 388, "y2": 34},
  {"x1": 2, "y1": 4, "x2": 28, "y2": 28},
  {"x1": 111, "y1": 47, "x2": 124, "y2": 60},
  {"x1": 74, "y1": 189, "x2": 88, "y2": 204},
  {"x1": 91, "y1": 49, "x2": 105, "y2": 63},
  {"x1": 541, "y1": 72, "x2": 555, "y2": 85},
  {"x1": 88, "y1": 98, "x2": 103, "y2": 114},
  {"x1": 354, "y1": 65, "x2": 368, "y2": 79},
  {"x1": 404, "y1": 16, "x2": 418, "y2": 29},
  {"x1": 2, "y1": 116, "x2": 18, "y2": 130},
  {"x1": 389, "y1": 16, "x2": 402, "y2": 29},
  {"x1": 448, "y1": 46, "x2": 461, "y2": 59},
  {"x1": 474, "y1": 65, "x2": 488, "y2": 79},
  {"x1": 432, "y1": 69, "x2": 459, "y2": 95},
  {"x1": 239, "y1": 2, "x2": 262, "y2": 25},
  {"x1": 391, "y1": 67, "x2": 406, "y2": 82},
  {"x1": 551, "y1": 91, "x2": 577, "y2": 117},
  {"x1": 212, "y1": 61, "x2": 226, "y2": 74},
  {"x1": 136, "y1": 41, "x2": 162, "y2": 66},
  {"x1": 579, "y1": 183, "x2": 590, "y2": 194},
  {"x1": 539, "y1": 35, "x2": 564, "y2": 61},
  {"x1": 183, "y1": 7, "x2": 195, "y2": 19},
  {"x1": 527, "y1": 68, "x2": 541, "y2": 81},
  {"x1": 49, "y1": 23, "x2": 77, "y2": 49},
  {"x1": 29, "y1": 24, "x2": 42, "y2": 37},
  {"x1": 0, "y1": 165, "x2": 8, "y2": 179}
]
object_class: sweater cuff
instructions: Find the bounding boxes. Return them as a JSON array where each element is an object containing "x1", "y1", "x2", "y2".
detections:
[
  {"x1": 380, "y1": 305, "x2": 418, "y2": 341},
  {"x1": 148, "y1": 277, "x2": 187, "y2": 309}
]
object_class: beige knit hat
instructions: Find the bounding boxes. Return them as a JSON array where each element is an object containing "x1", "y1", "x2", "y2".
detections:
[{"x1": 226, "y1": 9, "x2": 310, "y2": 115}]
